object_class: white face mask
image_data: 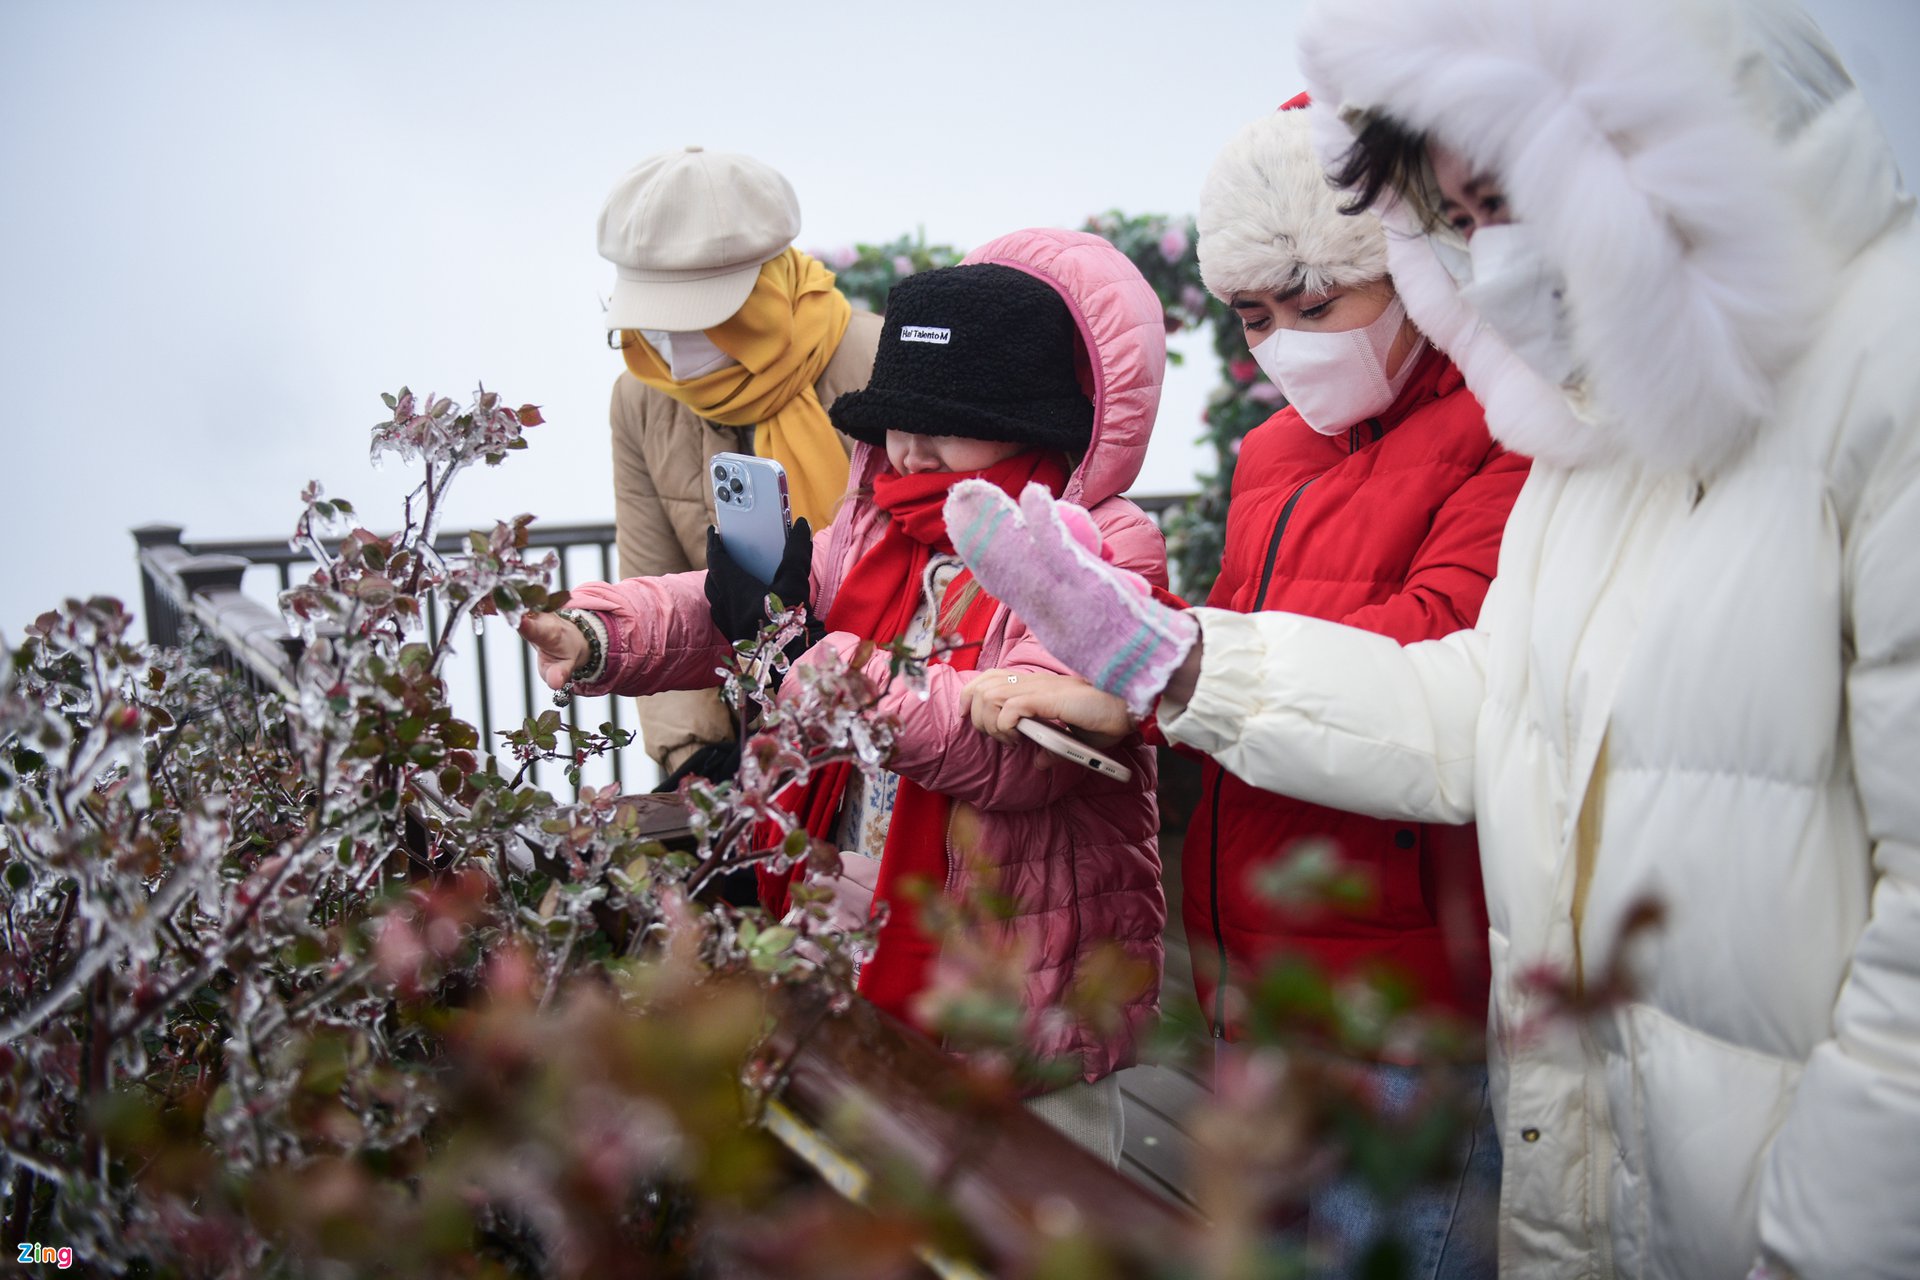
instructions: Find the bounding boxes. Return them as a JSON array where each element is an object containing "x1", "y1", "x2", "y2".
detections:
[
  {"x1": 638, "y1": 327, "x2": 738, "y2": 382},
  {"x1": 1429, "y1": 227, "x2": 1474, "y2": 288},
  {"x1": 1452, "y1": 224, "x2": 1580, "y2": 388},
  {"x1": 1250, "y1": 294, "x2": 1423, "y2": 435}
]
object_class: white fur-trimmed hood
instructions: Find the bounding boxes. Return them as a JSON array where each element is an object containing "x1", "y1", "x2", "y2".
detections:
[
  {"x1": 1298, "y1": 0, "x2": 1867, "y2": 474},
  {"x1": 1196, "y1": 105, "x2": 1388, "y2": 303}
]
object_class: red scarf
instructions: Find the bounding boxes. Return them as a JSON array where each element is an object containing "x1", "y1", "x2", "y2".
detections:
[{"x1": 757, "y1": 449, "x2": 1070, "y2": 1026}]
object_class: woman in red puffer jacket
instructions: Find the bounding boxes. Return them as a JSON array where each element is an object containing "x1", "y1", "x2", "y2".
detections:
[{"x1": 961, "y1": 100, "x2": 1527, "y2": 1275}]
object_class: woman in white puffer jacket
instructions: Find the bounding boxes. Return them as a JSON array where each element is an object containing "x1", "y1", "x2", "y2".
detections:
[{"x1": 943, "y1": 1, "x2": 1920, "y2": 1275}]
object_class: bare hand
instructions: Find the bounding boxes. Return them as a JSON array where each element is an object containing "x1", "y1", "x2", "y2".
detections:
[
  {"x1": 960, "y1": 669, "x2": 1135, "y2": 748},
  {"x1": 518, "y1": 612, "x2": 588, "y2": 690}
]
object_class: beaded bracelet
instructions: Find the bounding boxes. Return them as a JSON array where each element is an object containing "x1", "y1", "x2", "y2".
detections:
[{"x1": 551, "y1": 608, "x2": 607, "y2": 706}]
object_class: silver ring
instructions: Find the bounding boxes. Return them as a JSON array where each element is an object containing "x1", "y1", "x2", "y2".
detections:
[{"x1": 1006, "y1": 675, "x2": 1018, "y2": 684}]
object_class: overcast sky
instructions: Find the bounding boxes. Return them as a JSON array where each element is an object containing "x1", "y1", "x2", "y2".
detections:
[{"x1": 3, "y1": 0, "x2": 1916, "y2": 647}]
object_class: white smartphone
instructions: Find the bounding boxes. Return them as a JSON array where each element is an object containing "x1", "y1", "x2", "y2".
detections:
[
  {"x1": 1016, "y1": 718, "x2": 1133, "y2": 782},
  {"x1": 711, "y1": 452, "x2": 793, "y2": 585}
]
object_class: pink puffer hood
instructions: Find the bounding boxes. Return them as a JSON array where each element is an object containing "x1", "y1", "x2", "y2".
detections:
[{"x1": 839, "y1": 227, "x2": 1165, "y2": 510}]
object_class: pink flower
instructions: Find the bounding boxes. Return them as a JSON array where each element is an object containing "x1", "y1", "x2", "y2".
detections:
[
  {"x1": 1248, "y1": 381, "x2": 1286, "y2": 404},
  {"x1": 823, "y1": 245, "x2": 859, "y2": 270},
  {"x1": 1180, "y1": 284, "x2": 1210, "y2": 315},
  {"x1": 1229, "y1": 357, "x2": 1259, "y2": 385},
  {"x1": 1158, "y1": 225, "x2": 1189, "y2": 263},
  {"x1": 892, "y1": 254, "x2": 914, "y2": 275}
]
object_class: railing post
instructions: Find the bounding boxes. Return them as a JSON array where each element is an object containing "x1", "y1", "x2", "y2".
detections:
[
  {"x1": 175, "y1": 555, "x2": 251, "y2": 598},
  {"x1": 131, "y1": 525, "x2": 185, "y2": 647}
]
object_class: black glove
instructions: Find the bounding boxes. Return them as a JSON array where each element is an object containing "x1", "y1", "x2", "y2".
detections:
[
  {"x1": 704, "y1": 517, "x2": 822, "y2": 656},
  {"x1": 652, "y1": 740, "x2": 742, "y2": 792}
]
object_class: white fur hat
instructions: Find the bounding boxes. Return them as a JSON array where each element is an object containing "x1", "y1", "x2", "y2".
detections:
[
  {"x1": 1196, "y1": 104, "x2": 1388, "y2": 303},
  {"x1": 1298, "y1": 0, "x2": 1835, "y2": 474}
]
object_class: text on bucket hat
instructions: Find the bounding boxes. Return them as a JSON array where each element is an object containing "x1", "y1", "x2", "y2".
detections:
[
  {"x1": 1196, "y1": 103, "x2": 1388, "y2": 304},
  {"x1": 597, "y1": 146, "x2": 802, "y2": 333},
  {"x1": 828, "y1": 264, "x2": 1094, "y2": 454}
]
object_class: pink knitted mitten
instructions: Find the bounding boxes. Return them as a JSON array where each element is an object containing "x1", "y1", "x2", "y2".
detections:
[{"x1": 945, "y1": 480, "x2": 1196, "y2": 717}]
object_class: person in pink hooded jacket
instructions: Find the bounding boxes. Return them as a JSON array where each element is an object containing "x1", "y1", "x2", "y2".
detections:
[{"x1": 519, "y1": 228, "x2": 1170, "y2": 1163}]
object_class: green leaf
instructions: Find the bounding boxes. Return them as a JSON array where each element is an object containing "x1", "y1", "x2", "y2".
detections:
[{"x1": 747, "y1": 926, "x2": 798, "y2": 971}]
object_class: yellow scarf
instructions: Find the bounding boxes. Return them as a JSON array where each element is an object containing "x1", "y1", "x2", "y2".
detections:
[{"x1": 621, "y1": 248, "x2": 853, "y2": 529}]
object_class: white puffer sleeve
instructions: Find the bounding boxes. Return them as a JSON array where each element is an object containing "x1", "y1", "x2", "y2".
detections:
[
  {"x1": 1157, "y1": 605, "x2": 1486, "y2": 825},
  {"x1": 1759, "y1": 393, "x2": 1920, "y2": 1278}
]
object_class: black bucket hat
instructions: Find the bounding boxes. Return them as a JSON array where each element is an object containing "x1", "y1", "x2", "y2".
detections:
[{"x1": 829, "y1": 262, "x2": 1095, "y2": 452}]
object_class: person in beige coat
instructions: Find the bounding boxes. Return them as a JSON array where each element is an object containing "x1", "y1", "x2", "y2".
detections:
[{"x1": 597, "y1": 146, "x2": 881, "y2": 783}]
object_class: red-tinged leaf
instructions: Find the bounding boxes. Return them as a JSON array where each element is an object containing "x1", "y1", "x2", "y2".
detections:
[{"x1": 352, "y1": 574, "x2": 397, "y2": 605}]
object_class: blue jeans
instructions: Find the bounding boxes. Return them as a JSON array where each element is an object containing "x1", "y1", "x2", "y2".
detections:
[{"x1": 1308, "y1": 1062, "x2": 1500, "y2": 1279}]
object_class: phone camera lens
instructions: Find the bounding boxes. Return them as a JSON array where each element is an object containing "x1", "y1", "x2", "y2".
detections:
[
  {"x1": 715, "y1": 485, "x2": 730, "y2": 503},
  {"x1": 729, "y1": 477, "x2": 744, "y2": 494},
  {"x1": 713, "y1": 465, "x2": 727, "y2": 482}
]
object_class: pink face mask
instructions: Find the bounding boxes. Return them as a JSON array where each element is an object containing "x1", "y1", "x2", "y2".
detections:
[{"x1": 1249, "y1": 295, "x2": 1422, "y2": 435}]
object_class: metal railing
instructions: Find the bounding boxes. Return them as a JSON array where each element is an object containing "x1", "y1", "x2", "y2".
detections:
[
  {"x1": 133, "y1": 494, "x2": 1193, "y2": 800},
  {"x1": 134, "y1": 521, "x2": 643, "y2": 795}
]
